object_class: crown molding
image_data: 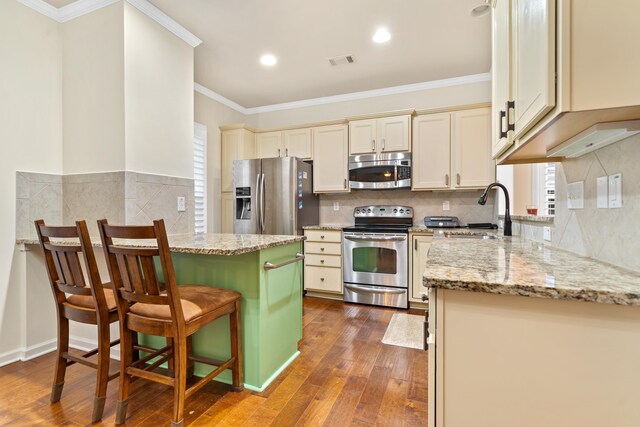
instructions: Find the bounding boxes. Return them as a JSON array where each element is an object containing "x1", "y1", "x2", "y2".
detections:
[
  {"x1": 195, "y1": 72, "x2": 492, "y2": 116},
  {"x1": 125, "y1": 0, "x2": 201, "y2": 47},
  {"x1": 58, "y1": 0, "x2": 119, "y2": 22},
  {"x1": 194, "y1": 83, "x2": 247, "y2": 114},
  {"x1": 16, "y1": 0, "x2": 201, "y2": 47},
  {"x1": 15, "y1": 0, "x2": 59, "y2": 20}
]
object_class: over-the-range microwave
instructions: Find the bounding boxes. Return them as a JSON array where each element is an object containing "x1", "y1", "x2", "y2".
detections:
[{"x1": 348, "y1": 152, "x2": 411, "y2": 190}]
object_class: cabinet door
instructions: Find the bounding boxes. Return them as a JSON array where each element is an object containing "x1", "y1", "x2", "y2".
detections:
[
  {"x1": 256, "y1": 131, "x2": 283, "y2": 158},
  {"x1": 304, "y1": 265, "x2": 342, "y2": 293},
  {"x1": 452, "y1": 108, "x2": 494, "y2": 189},
  {"x1": 349, "y1": 119, "x2": 377, "y2": 155},
  {"x1": 512, "y1": 0, "x2": 556, "y2": 138},
  {"x1": 378, "y1": 115, "x2": 410, "y2": 153},
  {"x1": 410, "y1": 235, "x2": 432, "y2": 303},
  {"x1": 312, "y1": 125, "x2": 349, "y2": 193},
  {"x1": 221, "y1": 129, "x2": 255, "y2": 193},
  {"x1": 283, "y1": 128, "x2": 312, "y2": 159},
  {"x1": 221, "y1": 192, "x2": 234, "y2": 233},
  {"x1": 411, "y1": 113, "x2": 451, "y2": 190},
  {"x1": 492, "y1": 0, "x2": 514, "y2": 158}
]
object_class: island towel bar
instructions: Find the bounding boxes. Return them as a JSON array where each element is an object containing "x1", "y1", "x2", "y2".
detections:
[{"x1": 264, "y1": 253, "x2": 305, "y2": 270}]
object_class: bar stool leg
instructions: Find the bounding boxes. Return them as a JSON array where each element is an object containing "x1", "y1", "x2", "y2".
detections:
[
  {"x1": 115, "y1": 330, "x2": 134, "y2": 425},
  {"x1": 91, "y1": 326, "x2": 110, "y2": 422},
  {"x1": 230, "y1": 300, "x2": 244, "y2": 392},
  {"x1": 51, "y1": 317, "x2": 69, "y2": 403},
  {"x1": 171, "y1": 335, "x2": 188, "y2": 427}
]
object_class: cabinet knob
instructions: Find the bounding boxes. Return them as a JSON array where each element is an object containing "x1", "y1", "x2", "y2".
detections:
[
  {"x1": 456, "y1": 173, "x2": 461, "y2": 185},
  {"x1": 421, "y1": 294, "x2": 428, "y2": 302},
  {"x1": 445, "y1": 174, "x2": 450, "y2": 186},
  {"x1": 381, "y1": 138, "x2": 385, "y2": 151},
  {"x1": 320, "y1": 247, "x2": 325, "y2": 251},
  {"x1": 344, "y1": 179, "x2": 347, "y2": 189},
  {"x1": 372, "y1": 139, "x2": 376, "y2": 151},
  {"x1": 320, "y1": 235, "x2": 325, "y2": 239},
  {"x1": 320, "y1": 277, "x2": 325, "y2": 282},
  {"x1": 320, "y1": 259, "x2": 325, "y2": 264},
  {"x1": 285, "y1": 148, "x2": 289, "y2": 156}
]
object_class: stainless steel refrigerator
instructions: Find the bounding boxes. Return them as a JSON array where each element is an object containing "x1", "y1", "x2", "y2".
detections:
[{"x1": 233, "y1": 157, "x2": 319, "y2": 235}]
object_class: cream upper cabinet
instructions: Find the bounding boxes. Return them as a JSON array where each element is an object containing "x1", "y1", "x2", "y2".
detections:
[
  {"x1": 221, "y1": 128, "x2": 255, "y2": 193},
  {"x1": 256, "y1": 129, "x2": 312, "y2": 160},
  {"x1": 312, "y1": 124, "x2": 349, "y2": 193},
  {"x1": 412, "y1": 113, "x2": 451, "y2": 190},
  {"x1": 510, "y1": 0, "x2": 556, "y2": 139},
  {"x1": 409, "y1": 234, "x2": 432, "y2": 305},
  {"x1": 491, "y1": 0, "x2": 514, "y2": 158},
  {"x1": 349, "y1": 115, "x2": 410, "y2": 155},
  {"x1": 283, "y1": 128, "x2": 312, "y2": 159},
  {"x1": 452, "y1": 108, "x2": 494, "y2": 188},
  {"x1": 413, "y1": 107, "x2": 493, "y2": 191},
  {"x1": 255, "y1": 131, "x2": 283, "y2": 158}
]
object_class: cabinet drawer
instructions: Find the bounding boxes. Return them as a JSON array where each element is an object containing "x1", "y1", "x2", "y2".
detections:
[
  {"x1": 305, "y1": 241, "x2": 341, "y2": 255},
  {"x1": 304, "y1": 230, "x2": 341, "y2": 243},
  {"x1": 305, "y1": 254, "x2": 342, "y2": 268},
  {"x1": 304, "y1": 266, "x2": 342, "y2": 293}
]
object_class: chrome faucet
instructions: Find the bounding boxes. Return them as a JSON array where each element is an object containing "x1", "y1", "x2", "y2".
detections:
[{"x1": 478, "y1": 182, "x2": 512, "y2": 236}]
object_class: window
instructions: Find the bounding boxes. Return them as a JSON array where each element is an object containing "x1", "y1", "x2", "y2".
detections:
[
  {"x1": 194, "y1": 123, "x2": 207, "y2": 233},
  {"x1": 532, "y1": 162, "x2": 556, "y2": 216}
]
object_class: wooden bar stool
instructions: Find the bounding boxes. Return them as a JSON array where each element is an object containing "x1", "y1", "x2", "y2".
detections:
[
  {"x1": 34, "y1": 219, "x2": 120, "y2": 423},
  {"x1": 97, "y1": 218, "x2": 243, "y2": 427}
]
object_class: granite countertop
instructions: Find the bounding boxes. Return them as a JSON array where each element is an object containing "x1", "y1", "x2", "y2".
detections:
[
  {"x1": 423, "y1": 236, "x2": 640, "y2": 306},
  {"x1": 18, "y1": 233, "x2": 305, "y2": 256},
  {"x1": 303, "y1": 225, "x2": 346, "y2": 231}
]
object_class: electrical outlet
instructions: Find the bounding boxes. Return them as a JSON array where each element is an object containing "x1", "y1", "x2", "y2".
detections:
[
  {"x1": 543, "y1": 226, "x2": 552, "y2": 242},
  {"x1": 608, "y1": 173, "x2": 622, "y2": 208},
  {"x1": 566, "y1": 181, "x2": 584, "y2": 209},
  {"x1": 177, "y1": 196, "x2": 186, "y2": 212},
  {"x1": 333, "y1": 201, "x2": 340, "y2": 211},
  {"x1": 442, "y1": 201, "x2": 450, "y2": 211}
]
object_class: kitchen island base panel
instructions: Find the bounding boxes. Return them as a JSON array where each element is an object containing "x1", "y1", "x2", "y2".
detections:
[
  {"x1": 430, "y1": 288, "x2": 640, "y2": 427},
  {"x1": 140, "y1": 242, "x2": 303, "y2": 391}
]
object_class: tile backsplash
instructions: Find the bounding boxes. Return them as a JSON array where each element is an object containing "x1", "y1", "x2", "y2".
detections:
[
  {"x1": 512, "y1": 133, "x2": 640, "y2": 273},
  {"x1": 16, "y1": 171, "x2": 194, "y2": 239},
  {"x1": 319, "y1": 189, "x2": 495, "y2": 226}
]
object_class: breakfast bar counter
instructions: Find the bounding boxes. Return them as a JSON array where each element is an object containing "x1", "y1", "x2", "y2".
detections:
[
  {"x1": 422, "y1": 235, "x2": 640, "y2": 427},
  {"x1": 20, "y1": 233, "x2": 306, "y2": 392}
]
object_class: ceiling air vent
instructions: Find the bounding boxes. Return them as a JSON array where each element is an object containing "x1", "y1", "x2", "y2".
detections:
[{"x1": 328, "y1": 54, "x2": 356, "y2": 66}]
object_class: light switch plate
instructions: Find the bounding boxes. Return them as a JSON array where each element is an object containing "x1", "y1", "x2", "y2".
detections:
[
  {"x1": 609, "y1": 173, "x2": 622, "y2": 208},
  {"x1": 596, "y1": 176, "x2": 608, "y2": 209},
  {"x1": 177, "y1": 196, "x2": 186, "y2": 212},
  {"x1": 333, "y1": 201, "x2": 340, "y2": 211},
  {"x1": 543, "y1": 226, "x2": 552, "y2": 241},
  {"x1": 567, "y1": 181, "x2": 584, "y2": 209}
]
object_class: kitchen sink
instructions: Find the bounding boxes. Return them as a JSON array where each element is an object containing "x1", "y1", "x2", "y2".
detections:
[{"x1": 443, "y1": 233, "x2": 498, "y2": 240}]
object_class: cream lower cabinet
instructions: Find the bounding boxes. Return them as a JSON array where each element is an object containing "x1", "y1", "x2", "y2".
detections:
[
  {"x1": 221, "y1": 192, "x2": 234, "y2": 233},
  {"x1": 409, "y1": 233, "x2": 432, "y2": 305},
  {"x1": 312, "y1": 124, "x2": 349, "y2": 193},
  {"x1": 413, "y1": 107, "x2": 493, "y2": 190},
  {"x1": 304, "y1": 230, "x2": 342, "y2": 294}
]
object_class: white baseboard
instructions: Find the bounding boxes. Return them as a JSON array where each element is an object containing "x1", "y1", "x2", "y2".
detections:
[{"x1": 0, "y1": 335, "x2": 121, "y2": 368}]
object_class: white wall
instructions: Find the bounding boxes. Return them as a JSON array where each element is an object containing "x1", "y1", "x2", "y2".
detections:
[
  {"x1": 0, "y1": 0, "x2": 63, "y2": 361},
  {"x1": 252, "y1": 79, "x2": 490, "y2": 129},
  {"x1": 62, "y1": 2, "x2": 125, "y2": 174},
  {"x1": 124, "y1": 2, "x2": 194, "y2": 179},
  {"x1": 195, "y1": 92, "x2": 247, "y2": 232}
]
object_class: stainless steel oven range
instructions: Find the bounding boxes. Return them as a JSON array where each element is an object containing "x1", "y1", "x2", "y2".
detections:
[{"x1": 343, "y1": 205, "x2": 413, "y2": 309}]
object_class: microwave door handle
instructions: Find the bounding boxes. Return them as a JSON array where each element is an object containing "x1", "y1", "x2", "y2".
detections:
[{"x1": 394, "y1": 162, "x2": 398, "y2": 187}]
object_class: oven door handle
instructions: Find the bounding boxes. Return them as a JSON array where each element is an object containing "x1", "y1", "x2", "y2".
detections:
[
  {"x1": 344, "y1": 235, "x2": 407, "y2": 242},
  {"x1": 344, "y1": 283, "x2": 406, "y2": 294}
]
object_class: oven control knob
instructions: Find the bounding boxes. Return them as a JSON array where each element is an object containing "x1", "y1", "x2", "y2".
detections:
[
  {"x1": 393, "y1": 208, "x2": 398, "y2": 213},
  {"x1": 355, "y1": 209, "x2": 360, "y2": 214},
  {"x1": 399, "y1": 209, "x2": 404, "y2": 213},
  {"x1": 406, "y1": 209, "x2": 411, "y2": 214},
  {"x1": 367, "y1": 208, "x2": 372, "y2": 213}
]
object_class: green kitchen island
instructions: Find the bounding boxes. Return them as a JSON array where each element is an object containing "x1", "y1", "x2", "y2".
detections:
[
  {"x1": 149, "y1": 233, "x2": 305, "y2": 392},
  {"x1": 19, "y1": 232, "x2": 306, "y2": 392}
]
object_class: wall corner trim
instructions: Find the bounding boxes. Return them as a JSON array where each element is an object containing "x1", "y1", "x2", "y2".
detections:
[{"x1": 16, "y1": 0, "x2": 202, "y2": 47}]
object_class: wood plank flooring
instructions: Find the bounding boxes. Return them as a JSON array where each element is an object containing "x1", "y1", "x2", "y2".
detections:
[{"x1": 0, "y1": 297, "x2": 428, "y2": 426}]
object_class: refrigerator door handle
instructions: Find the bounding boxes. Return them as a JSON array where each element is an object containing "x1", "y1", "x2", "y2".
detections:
[
  {"x1": 255, "y1": 173, "x2": 262, "y2": 233},
  {"x1": 260, "y1": 173, "x2": 266, "y2": 233}
]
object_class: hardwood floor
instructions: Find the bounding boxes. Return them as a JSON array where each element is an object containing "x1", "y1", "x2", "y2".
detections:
[{"x1": 0, "y1": 297, "x2": 428, "y2": 426}]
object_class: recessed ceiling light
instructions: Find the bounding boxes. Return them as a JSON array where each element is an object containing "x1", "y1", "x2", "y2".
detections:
[
  {"x1": 470, "y1": 4, "x2": 490, "y2": 17},
  {"x1": 260, "y1": 54, "x2": 277, "y2": 66},
  {"x1": 372, "y1": 28, "x2": 391, "y2": 44}
]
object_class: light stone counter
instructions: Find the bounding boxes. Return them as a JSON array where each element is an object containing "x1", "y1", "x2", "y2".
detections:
[
  {"x1": 17, "y1": 233, "x2": 305, "y2": 256},
  {"x1": 423, "y1": 236, "x2": 640, "y2": 306},
  {"x1": 302, "y1": 225, "x2": 346, "y2": 231}
]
